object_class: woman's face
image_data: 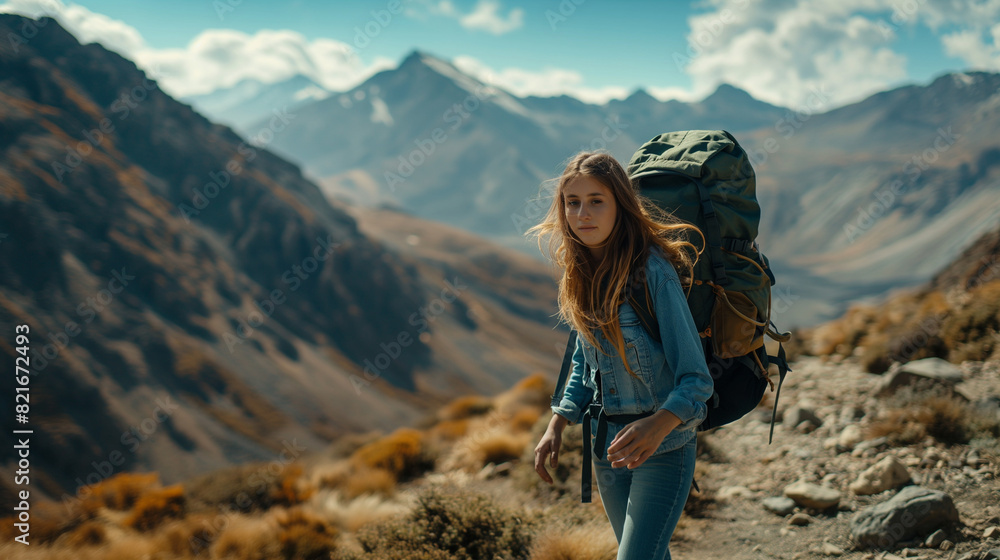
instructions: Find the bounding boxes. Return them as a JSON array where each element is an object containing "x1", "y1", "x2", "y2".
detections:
[{"x1": 564, "y1": 174, "x2": 617, "y2": 260}]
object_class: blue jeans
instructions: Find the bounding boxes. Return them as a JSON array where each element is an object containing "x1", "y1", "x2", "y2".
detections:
[{"x1": 593, "y1": 433, "x2": 696, "y2": 560}]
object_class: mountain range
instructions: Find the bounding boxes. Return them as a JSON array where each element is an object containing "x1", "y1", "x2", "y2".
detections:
[
  {"x1": 0, "y1": 15, "x2": 565, "y2": 502},
  {"x1": 202, "y1": 50, "x2": 1000, "y2": 329}
]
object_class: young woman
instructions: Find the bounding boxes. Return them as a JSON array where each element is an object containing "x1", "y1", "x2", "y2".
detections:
[{"x1": 529, "y1": 151, "x2": 714, "y2": 560}]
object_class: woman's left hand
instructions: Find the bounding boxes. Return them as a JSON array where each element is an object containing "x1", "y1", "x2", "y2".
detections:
[{"x1": 606, "y1": 409, "x2": 683, "y2": 469}]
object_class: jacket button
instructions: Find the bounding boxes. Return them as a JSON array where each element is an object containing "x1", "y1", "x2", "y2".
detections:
[{"x1": 609, "y1": 388, "x2": 616, "y2": 394}]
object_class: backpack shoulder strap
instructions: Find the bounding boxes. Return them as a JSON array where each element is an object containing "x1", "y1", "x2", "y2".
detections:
[
  {"x1": 551, "y1": 329, "x2": 578, "y2": 408},
  {"x1": 627, "y1": 270, "x2": 661, "y2": 344}
]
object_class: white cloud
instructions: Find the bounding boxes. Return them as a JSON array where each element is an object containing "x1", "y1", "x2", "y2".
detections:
[
  {"x1": 0, "y1": 0, "x2": 392, "y2": 97},
  {"x1": 460, "y1": 0, "x2": 523, "y2": 35},
  {"x1": 941, "y1": 23, "x2": 1000, "y2": 70},
  {"x1": 672, "y1": 0, "x2": 1000, "y2": 109},
  {"x1": 673, "y1": 0, "x2": 911, "y2": 109},
  {"x1": 408, "y1": 0, "x2": 523, "y2": 35},
  {"x1": 453, "y1": 55, "x2": 628, "y2": 103}
]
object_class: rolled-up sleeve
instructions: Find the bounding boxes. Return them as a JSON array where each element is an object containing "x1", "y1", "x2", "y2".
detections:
[
  {"x1": 551, "y1": 334, "x2": 594, "y2": 425},
  {"x1": 653, "y1": 269, "x2": 714, "y2": 426}
]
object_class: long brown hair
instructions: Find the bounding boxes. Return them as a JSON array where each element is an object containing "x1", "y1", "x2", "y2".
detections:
[{"x1": 526, "y1": 151, "x2": 703, "y2": 378}]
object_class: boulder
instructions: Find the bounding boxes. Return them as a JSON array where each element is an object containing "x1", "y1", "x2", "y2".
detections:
[
  {"x1": 784, "y1": 480, "x2": 841, "y2": 510},
  {"x1": 876, "y1": 358, "x2": 964, "y2": 398},
  {"x1": 850, "y1": 456, "x2": 911, "y2": 495},
  {"x1": 849, "y1": 486, "x2": 960, "y2": 550}
]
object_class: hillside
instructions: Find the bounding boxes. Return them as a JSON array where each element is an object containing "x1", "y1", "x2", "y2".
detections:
[
  {"x1": 0, "y1": 14, "x2": 565, "y2": 503},
  {"x1": 799, "y1": 221, "x2": 1000, "y2": 373}
]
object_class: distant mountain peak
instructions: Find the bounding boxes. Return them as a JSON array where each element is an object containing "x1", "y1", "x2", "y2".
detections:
[
  {"x1": 624, "y1": 88, "x2": 658, "y2": 103},
  {"x1": 703, "y1": 83, "x2": 755, "y2": 103}
]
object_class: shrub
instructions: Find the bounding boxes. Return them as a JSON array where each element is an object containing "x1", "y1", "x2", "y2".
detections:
[
  {"x1": 474, "y1": 431, "x2": 530, "y2": 467},
  {"x1": 355, "y1": 486, "x2": 535, "y2": 560},
  {"x1": 185, "y1": 461, "x2": 312, "y2": 514},
  {"x1": 80, "y1": 471, "x2": 161, "y2": 512},
  {"x1": 866, "y1": 385, "x2": 998, "y2": 445},
  {"x1": 273, "y1": 507, "x2": 340, "y2": 560},
  {"x1": 61, "y1": 520, "x2": 107, "y2": 547},
  {"x1": 349, "y1": 428, "x2": 434, "y2": 483},
  {"x1": 342, "y1": 467, "x2": 397, "y2": 499},
  {"x1": 528, "y1": 523, "x2": 617, "y2": 560},
  {"x1": 125, "y1": 483, "x2": 186, "y2": 531},
  {"x1": 438, "y1": 395, "x2": 493, "y2": 421},
  {"x1": 210, "y1": 515, "x2": 281, "y2": 560}
]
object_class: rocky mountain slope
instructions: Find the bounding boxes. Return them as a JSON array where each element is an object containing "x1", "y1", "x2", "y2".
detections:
[{"x1": 0, "y1": 14, "x2": 566, "y2": 503}]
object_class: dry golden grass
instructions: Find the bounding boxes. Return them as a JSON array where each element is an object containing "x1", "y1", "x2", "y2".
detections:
[
  {"x1": 867, "y1": 393, "x2": 973, "y2": 444},
  {"x1": 509, "y1": 408, "x2": 542, "y2": 433},
  {"x1": 427, "y1": 418, "x2": 470, "y2": 441},
  {"x1": 349, "y1": 428, "x2": 433, "y2": 482},
  {"x1": 313, "y1": 488, "x2": 413, "y2": 533},
  {"x1": 271, "y1": 506, "x2": 340, "y2": 560},
  {"x1": 438, "y1": 395, "x2": 494, "y2": 421},
  {"x1": 80, "y1": 471, "x2": 161, "y2": 512},
  {"x1": 342, "y1": 467, "x2": 397, "y2": 500},
  {"x1": 441, "y1": 428, "x2": 531, "y2": 472},
  {"x1": 59, "y1": 520, "x2": 107, "y2": 548},
  {"x1": 124, "y1": 483, "x2": 186, "y2": 531},
  {"x1": 528, "y1": 523, "x2": 618, "y2": 560},
  {"x1": 209, "y1": 514, "x2": 281, "y2": 560}
]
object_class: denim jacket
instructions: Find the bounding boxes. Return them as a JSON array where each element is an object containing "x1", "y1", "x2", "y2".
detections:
[{"x1": 552, "y1": 246, "x2": 714, "y2": 458}]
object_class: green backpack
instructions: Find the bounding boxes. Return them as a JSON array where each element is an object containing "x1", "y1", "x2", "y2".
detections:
[{"x1": 626, "y1": 129, "x2": 791, "y2": 441}]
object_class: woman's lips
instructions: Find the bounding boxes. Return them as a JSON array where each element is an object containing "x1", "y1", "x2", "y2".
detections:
[{"x1": 579, "y1": 226, "x2": 597, "y2": 231}]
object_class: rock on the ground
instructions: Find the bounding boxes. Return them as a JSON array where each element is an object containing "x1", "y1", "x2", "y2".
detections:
[
  {"x1": 784, "y1": 406, "x2": 823, "y2": 428},
  {"x1": 985, "y1": 526, "x2": 1000, "y2": 539},
  {"x1": 925, "y1": 529, "x2": 947, "y2": 548},
  {"x1": 850, "y1": 486, "x2": 960, "y2": 550},
  {"x1": 784, "y1": 480, "x2": 841, "y2": 510},
  {"x1": 876, "y1": 358, "x2": 964, "y2": 397},
  {"x1": 718, "y1": 486, "x2": 754, "y2": 501},
  {"x1": 789, "y1": 512, "x2": 813, "y2": 526},
  {"x1": 763, "y1": 496, "x2": 797, "y2": 516},
  {"x1": 821, "y1": 542, "x2": 845, "y2": 556},
  {"x1": 850, "y1": 456, "x2": 912, "y2": 495},
  {"x1": 839, "y1": 424, "x2": 865, "y2": 449}
]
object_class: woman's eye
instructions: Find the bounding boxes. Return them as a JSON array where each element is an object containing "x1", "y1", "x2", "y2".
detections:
[
  {"x1": 592, "y1": 199, "x2": 602, "y2": 205},
  {"x1": 567, "y1": 200, "x2": 579, "y2": 207}
]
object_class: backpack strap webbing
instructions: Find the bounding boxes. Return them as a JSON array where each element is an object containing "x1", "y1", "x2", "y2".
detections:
[
  {"x1": 766, "y1": 342, "x2": 792, "y2": 445},
  {"x1": 626, "y1": 270, "x2": 660, "y2": 344},
  {"x1": 551, "y1": 330, "x2": 578, "y2": 408}
]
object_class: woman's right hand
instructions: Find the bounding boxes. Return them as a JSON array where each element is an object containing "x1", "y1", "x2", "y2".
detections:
[{"x1": 534, "y1": 414, "x2": 569, "y2": 484}]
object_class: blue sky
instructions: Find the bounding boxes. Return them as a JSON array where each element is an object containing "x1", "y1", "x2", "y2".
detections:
[{"x1": 1, "y1": 0, "x2": 995, "y2": 109}]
